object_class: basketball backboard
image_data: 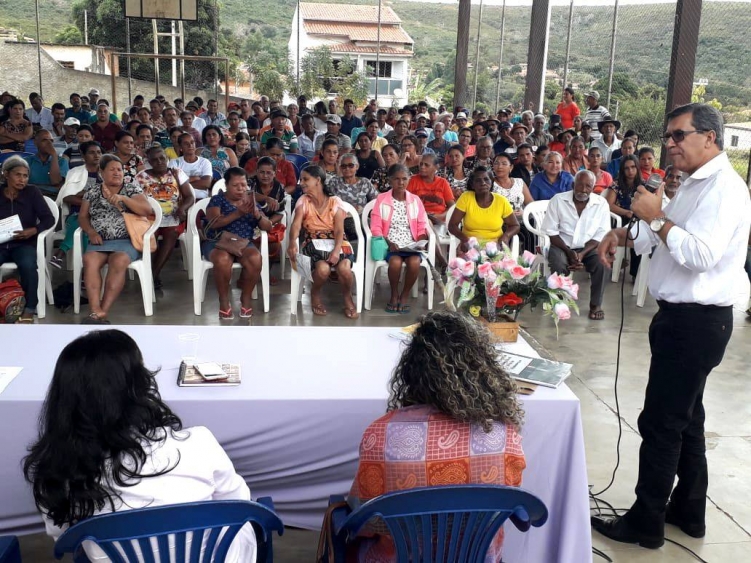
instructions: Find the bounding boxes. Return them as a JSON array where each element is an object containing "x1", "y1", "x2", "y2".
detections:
[{"x1": 124, "y1": 0, "x2": 198, "y2": 21}]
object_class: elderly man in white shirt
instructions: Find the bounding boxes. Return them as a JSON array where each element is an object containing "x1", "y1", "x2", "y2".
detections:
[
  {"x1": 542, "y1": 169, "x2": 611, "y2": 320},
  {"x1": 593, "y1": 103, "x2": 751, "y2": 550}
]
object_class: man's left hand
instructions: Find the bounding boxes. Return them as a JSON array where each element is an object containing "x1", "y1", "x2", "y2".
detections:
[{"x1": 631, "y1": 184, "x2": 664, "y2": 223}]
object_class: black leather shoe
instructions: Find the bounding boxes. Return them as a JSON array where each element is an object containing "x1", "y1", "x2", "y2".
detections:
[
  {"x1": 591, "y1": 515, "x2": 664, "y2": 549},
  {"x1": 665, "y1": 503, "x2": 706, "y2": 538}
]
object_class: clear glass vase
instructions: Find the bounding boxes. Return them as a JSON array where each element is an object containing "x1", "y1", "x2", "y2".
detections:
[{"x1": 484, "y1": 279, "x2": 500, "y2": 323}]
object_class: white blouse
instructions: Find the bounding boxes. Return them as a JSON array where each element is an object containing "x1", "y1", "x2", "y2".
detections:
[
  {"x1": 44, "y1": 426, "x2": 256, "y2": 563},
  {"x1": 493, "y1": 177, "x2": 525, "y2": 211}
]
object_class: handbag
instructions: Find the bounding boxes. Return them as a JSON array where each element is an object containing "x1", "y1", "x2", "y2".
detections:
[
  {"x1": 0, "y1": 279, "x2": 26, "y2": 324},
  {"x1": 267, "y1": 222, "x2": 286, "y2": 244},
  {"x1": 371, "y1": 236, "x2": 388, "y2": 261},
  {"x1": 214, "y1": 231, "x2": 250, "y2": 258},
  {"x1": 122, "y1": 212, "x2": 157, "y2": 253},
  {"x1": 316, "y1": 499, "x2": 352, "y2": 563}
]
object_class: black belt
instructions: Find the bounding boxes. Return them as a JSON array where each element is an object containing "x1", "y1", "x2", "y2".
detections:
[{"x1": 657, "y1": 300, "x2": 732, "y2": 312}]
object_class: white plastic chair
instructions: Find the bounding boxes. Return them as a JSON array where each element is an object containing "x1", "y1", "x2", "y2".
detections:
[
  {"x1": 0, "y1": 196, "x2": 58, "y2": 319},
  {"x1": 361, "y1": 199, "x2": 437, "y2": 311},
  {"x1": 279, "y1": 194, "x2": 292, "y2": 280},
  {"x1": 633, "y1": 253, "x2": 651, "y2": 307},
  {"x1": 609, "y1": 213, "x2": 626, "y2": 282},
  {"x1": 445, "y1": 205, "x2": 520, "y2": 262},
  {"x1": 211, "y1": 178, "x2": 226, "y2": 196},
  {"x1": 289, "y1": 200, "x2": 365, "y2": 315},
  {"x1": 47, "y1": 201, "x2": 69, "y2": 269},
  {"x1": 522, "y1": 200, "x2": 550, "y2": 276},
  {"x1": 188, "y1": 199, "x2": 270, "y2": 315},
  {"x1": 73, "y1": 198, "x2": 163, "y2": 317}
]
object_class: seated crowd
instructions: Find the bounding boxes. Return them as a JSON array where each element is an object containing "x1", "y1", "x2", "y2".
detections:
[{"x1": 0, "y1": 87, "x2": 681, "y2": 324}]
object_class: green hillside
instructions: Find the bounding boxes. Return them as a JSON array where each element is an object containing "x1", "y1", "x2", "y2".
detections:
[{"x1": 1, "y1": 0, "x2": 749, "y2": 107}]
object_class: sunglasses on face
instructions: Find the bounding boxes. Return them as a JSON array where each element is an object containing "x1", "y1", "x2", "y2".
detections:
[
  {"x1": 661, "y1": 129, "x2": 707, "y2": 144},
  {"x1": 340, "y1": 163, "x2": 356, "y2": 168}
]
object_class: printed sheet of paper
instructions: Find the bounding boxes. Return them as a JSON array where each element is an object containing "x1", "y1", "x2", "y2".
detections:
[{"x1": 0, "y1": 215, "x2": 23, "y2": 244}]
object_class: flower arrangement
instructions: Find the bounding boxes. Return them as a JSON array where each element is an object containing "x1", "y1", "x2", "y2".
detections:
[{"x1": 445, "y1": 238, "x2": 579, "y2": 331}]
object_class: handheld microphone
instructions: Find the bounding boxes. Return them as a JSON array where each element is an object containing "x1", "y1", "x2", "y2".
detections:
[{"x1": 627, "y1": 173, "x2": 664, "y2": 227}]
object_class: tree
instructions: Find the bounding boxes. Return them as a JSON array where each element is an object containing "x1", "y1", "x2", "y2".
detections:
[
  {"x1": 249, "y1": 52, "x2": 287, "y2": 101},
  {"x1": 289, "y1": 47, "x2": 368, "y2": 105},
  {"x1": 335, "y1": 57, "x2": 369, "y2": 106},
  {"x1": 54, "y1": 25, "x2": 83, "y2": 45},
  {"x1": 593, "y1": 72, "x2": 639, "y2": 101},
  {"x1": 691, "y1": 85, "x2": 722, "y2": 111},
  {"x1": 618, "y1": 95, "x2": 665, "y2": 147}
]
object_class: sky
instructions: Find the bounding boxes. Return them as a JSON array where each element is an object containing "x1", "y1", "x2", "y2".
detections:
[{"x1": 399, "y1": 0, "x2": 751, "y2": 6}]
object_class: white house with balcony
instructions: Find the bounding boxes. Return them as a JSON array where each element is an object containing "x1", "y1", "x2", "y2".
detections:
[{"x1": 289, "y1": 2, "x2": 414, "y2": 107}]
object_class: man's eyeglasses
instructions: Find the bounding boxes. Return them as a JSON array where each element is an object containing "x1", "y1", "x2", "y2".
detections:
[{"x1": 661, "y1": 130, "x2": 707, "y2": 144}]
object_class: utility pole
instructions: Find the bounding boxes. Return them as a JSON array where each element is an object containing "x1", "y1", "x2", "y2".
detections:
[
  {"x1": 472, "y1": 0, "x2": 484, "y2": 109},
  {"x1": 494, "y1": 0, "x2": 507, "y2": 113}
]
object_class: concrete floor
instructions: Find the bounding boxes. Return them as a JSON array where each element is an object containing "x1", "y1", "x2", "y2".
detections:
[{"x1": 14, "y1": 257, "x2": 751, "y2": 562}]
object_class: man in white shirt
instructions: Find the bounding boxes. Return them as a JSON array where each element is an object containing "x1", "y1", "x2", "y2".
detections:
[
  {"x1": 593, "y1": 103, "x2": 751, "y2": 549},
  {"x1": 297, "y1": 114, "x2": 320, "y2": 159},
  {"x1": 542, "y1": 169, "x2": 611, "y2": 320},
  {"x1": 25, "y1": 93, "x2": 54, "y2": 132},
  {"x1": 171, "y1": 133, "x2": 213, "y2": 199},
  {"x1": 591, "y1": 119, "x2": 622, "y2": 163}
]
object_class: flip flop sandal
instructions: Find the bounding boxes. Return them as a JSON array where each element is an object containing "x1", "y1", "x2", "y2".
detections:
[
  {"x1": 49, "y1": 255, "x2": 64, "y2": 269},
  {"x1": 589, "y1": 310, "x2": 605, "y2": 321},
  {"x1": 15, "y1": 316, "x2": 34, "y2": 324},
  {"x1": 312, "y1": 304, "x2": 328, "y2": 316},
  {"x1": 239, "y1": 307, "x2": 253, "y2": 318},
  {"x1": 398, "y1": 304, "x2": 411, "y2": 314},
  {"x1": 219, "y1": 307, "x2": 235, "y2": 320},
  {"x1": 344, "y1": 307, "x2": 359, "y2": 320},
  {"x1": 385, "y1": 302, "x2": 400, "y2": 313}
]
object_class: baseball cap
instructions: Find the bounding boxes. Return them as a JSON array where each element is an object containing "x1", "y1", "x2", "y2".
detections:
[
  {"x1": 270, "y1": 109, "x2": 288, "y2": 119},
  {"x1": 586, "y1": 91, "x2": 600, "y2": 101},
  {"x1": 326, "y1": 114, "x2": 342, "y2": 125},
  {"x1": 88, "y1": 88, "x2": 100, "y2": 96},
  {"x1": 415, "y1": 128, "x2": 429, "y2": 138},
  {"x1": 416, "y1": 113, "x2": 430, "y2": 121},
  {"x1": 455, "y1": 112, "x2": 468, "y2": 120},
  {"x1": 63, "y1": 117, "x2": 80, "y2": 126},
  {"x1": 500, "y1": 122, "x2": 512, "y2": 130}
]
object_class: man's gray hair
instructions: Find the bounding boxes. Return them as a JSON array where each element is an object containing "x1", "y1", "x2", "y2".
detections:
[
  {"x1": 575, "y1": 169, "x2": 596, "y2": 185},
  {"x1": 667, "y1": 103, "x2": 724, "y2": 150},
  {"x1": 543, "y1": 151, "x2": 563, "y2": 165},
  {"x1": 1, "y1": 155, "x2": 30, "y2": 176},
  {"x1": 521, "y1": 110, "x2": 534, "y2": 120}
]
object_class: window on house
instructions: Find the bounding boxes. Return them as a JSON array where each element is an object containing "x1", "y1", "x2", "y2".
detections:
[
  {"x1": 730, "y1": 135, "x2": 739, "y2": 148},
  {"x1": 366, "y1": 61, "x2": 392, "y2": 78},
  {"x1": 59, "y1": 61, "x2": 75, "y2": 69}
]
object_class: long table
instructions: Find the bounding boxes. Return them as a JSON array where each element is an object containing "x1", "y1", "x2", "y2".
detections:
[{"x1": 0, "y1": 325, "x2": 592, "y2": 562}]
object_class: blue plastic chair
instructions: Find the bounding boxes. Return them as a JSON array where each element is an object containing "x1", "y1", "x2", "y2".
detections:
[
  {"x1": 331, "y1": 485, "x2": 548, "y2": 563},
  {"x1": 285, "y1": 153, "x2": 308, "y2": 180},
  {"x1": 212, "y1": 169, "x2": 223, "y2": 182},
  {"x1": 54, "y1": 499, "x2": 284, "y2": 563},
  {"x1": 0, "y1": 152, "x2": 34, "y2": 164},
  {"x1": 23, "y1": 139, "x2": 36, "y2": 153},
  {"x1": 0, "y1": 536, "x2": 21, "y2": 563}
]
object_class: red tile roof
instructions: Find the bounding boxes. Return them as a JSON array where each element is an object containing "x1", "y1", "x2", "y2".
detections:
[
  {"x1": 303, "y1": 22, "x2": 413, "y2": 45},
  {"x1": 300, "y1": 2, "x2": 402, "y2": 24},
  {"x1": 327, "y1": 43, "x2": 414, "y2": 56}
]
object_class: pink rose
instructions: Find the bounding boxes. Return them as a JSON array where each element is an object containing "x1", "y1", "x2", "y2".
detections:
[
  {"x1": 465, "y1": 248, "x2": 481, "y2": 262},
  {"x1": 449, "y1": 257, "x2": 466, "y2": 270},
  {"x1": 451, "y1": 267, "x2": 465, "y2": 281},
  {"x1": 467, "y1": 237, "x2": 480, "y2": 249},
  {"x1": 547, "y1": 273, "x2": 564, "y2": 289},
  {"x1": 509, "y1": 265, "x2": 531, "y2": 280},
  {"x1": 485, "y1": 270, "x2": 497, "y2": 284},
  {"x1": 565, "y1": 283, "x2": 579, "y2": 300},
  {"x1": 461, "y1": 260, "x2": 475, "y2": 278},
  {"x1": 521, "y1": 250, "x2": 537, "y2": 266},
  {"x1": 485, "y1": 241, "x2": 500, "y2": 257},
  {"x1": 477, "y1": 261, "x2": 495, "y2": 279},
  {"x1": 554, "y1": 302, "x2": 571, "y2": 320},
  {"x1": 500, "y1": 257, "x2": 518, "y2": 271}
]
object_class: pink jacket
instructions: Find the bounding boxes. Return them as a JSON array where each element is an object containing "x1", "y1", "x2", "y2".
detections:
[{"x1": 370, "y1": 190, "x2": 428, "y2": 241}]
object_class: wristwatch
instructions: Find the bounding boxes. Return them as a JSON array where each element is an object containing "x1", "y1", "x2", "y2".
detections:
[{"x1": 650, "y1": 215, "x2": 669, "y2": 232}]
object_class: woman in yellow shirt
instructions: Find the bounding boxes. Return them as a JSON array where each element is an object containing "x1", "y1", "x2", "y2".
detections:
[{"x1": 448, "y1": 166, "x2": 520, "y2": 252}]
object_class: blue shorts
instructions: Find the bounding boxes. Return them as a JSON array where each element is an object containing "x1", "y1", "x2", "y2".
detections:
[
  {"x1": 386, "y1": 251, "x2": 423, "y2": 262},
  {"x1": 86, "y1": 239, "x2": 141, "y2": 262}
]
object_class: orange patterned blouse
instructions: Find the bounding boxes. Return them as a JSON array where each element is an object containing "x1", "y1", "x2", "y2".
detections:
[{"x1": 349, "y1": 404, "x2": 526, "y2": 563}]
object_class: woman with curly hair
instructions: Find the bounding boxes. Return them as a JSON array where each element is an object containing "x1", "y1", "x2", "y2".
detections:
[
  {"x1": 347, "y1": 311, "x2": 526, "y2": 562},
  {"x1": 23, "y1": 329, "x2": 257, "y2": 562}
]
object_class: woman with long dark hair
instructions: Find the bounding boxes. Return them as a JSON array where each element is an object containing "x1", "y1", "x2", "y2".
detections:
[
  {"x1": 23, "y1": 329, "x2": 256, "y2": 561},
  {"x1": 347, "y1": 311, "x2": 525, "y2": 562},
  {"x1": 606, "y1": 154, "x2": 643, "y2": 279}
]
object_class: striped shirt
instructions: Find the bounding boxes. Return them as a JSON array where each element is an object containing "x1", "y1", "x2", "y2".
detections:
[{"x1": 583, "y1": 105, "x2": 611, "y2": 140}]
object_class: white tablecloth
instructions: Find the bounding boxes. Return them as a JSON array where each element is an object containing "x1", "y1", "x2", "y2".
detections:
[{"x1": 0, "y1": 325, "x2": 591, "y2": 562}]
